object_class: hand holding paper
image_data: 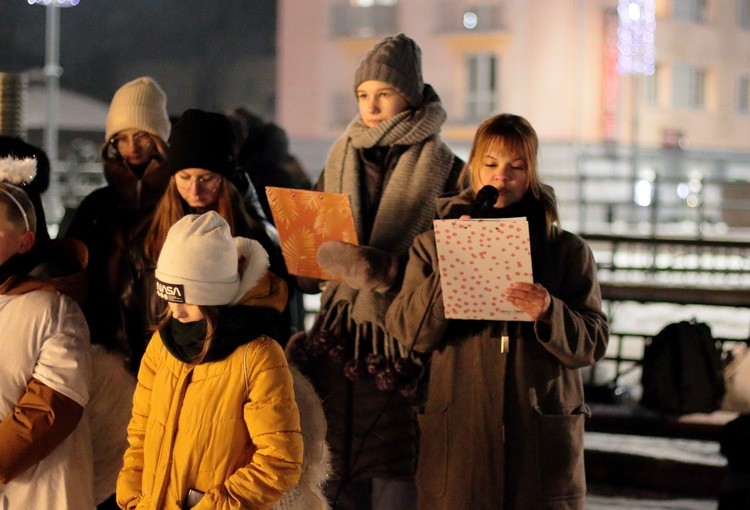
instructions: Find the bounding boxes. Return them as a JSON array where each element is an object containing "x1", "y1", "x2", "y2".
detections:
[{"x1": 504, "y1": 282, "x2": 552, "y2": 322}]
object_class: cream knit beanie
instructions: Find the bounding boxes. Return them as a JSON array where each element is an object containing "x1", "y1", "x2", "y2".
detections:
[
  {"x1": 155, "y1": 212, "x2": 240, "y2": 306},
  {"x1": 354, "y1": 33, "x2": 424, "y2": 107},
  {"x1": 105, "y1": 76, "x2": 170, "y2": 142}
]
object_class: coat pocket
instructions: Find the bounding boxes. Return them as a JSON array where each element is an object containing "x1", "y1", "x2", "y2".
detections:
[
  {"x1": 533, "y1": 404, "x2": 587, "y2": 501},
  {"x1": 416, "y1": 405, "x2": 448, "y2": 497}
]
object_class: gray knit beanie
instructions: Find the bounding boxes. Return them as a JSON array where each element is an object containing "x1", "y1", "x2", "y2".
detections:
[
  {"x1": 354, "y1": 33, "x2": 424, "y2": 107},
  {"x1": 105, "y1": 77, "x2": 170, "y2": 142}
]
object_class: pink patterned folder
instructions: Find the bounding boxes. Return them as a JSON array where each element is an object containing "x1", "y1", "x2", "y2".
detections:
[
  {"x1": 265, "y1": 187, "x2": 358, "y2": 280},
  {"x1": 433, "y1": 218, "x2": 534, "y2": 321}
]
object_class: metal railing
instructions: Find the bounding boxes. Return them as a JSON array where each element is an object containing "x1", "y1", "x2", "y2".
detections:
[{"x1": 582, "y1": 233, "x2": 750, "y2": 391}]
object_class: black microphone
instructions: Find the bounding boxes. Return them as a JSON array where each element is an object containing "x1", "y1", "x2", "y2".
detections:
[{"x1": 470, "y1": 185, "x2": 499, "y2": 218}]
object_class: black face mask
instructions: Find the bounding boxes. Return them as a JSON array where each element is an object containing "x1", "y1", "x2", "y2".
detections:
[{"x1": 168, "y1": 318, "x2": 208, "y2": 362}]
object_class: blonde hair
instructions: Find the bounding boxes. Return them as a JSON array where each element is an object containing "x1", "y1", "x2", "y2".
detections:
[
  {"x1": 458, "y1": 113, "x2": 559, "y2": 238},
  {"x1": 0, "y1": 183, "x2": 36, "y2": 234}
]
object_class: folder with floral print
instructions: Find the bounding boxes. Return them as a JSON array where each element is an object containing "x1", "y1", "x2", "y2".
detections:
[
  {"x1": 266, "y1": 186, "x2": 359, "y2": 280},
  {"x1": 433, "y1": 218, "x2": 534, "y2": 321}
]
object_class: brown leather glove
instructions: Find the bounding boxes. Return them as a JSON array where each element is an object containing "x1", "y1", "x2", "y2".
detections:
[{"x1": 316, "y1": 241, "x2": 398, "y2": 293}]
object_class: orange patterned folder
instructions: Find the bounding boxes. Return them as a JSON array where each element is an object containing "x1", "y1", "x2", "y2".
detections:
[
  {"x1": 265, "y1": 187, "x2": 359, "y2": 280},
  {"x1": 434, "y1": 218, "x2": 534, "y2": 321}
]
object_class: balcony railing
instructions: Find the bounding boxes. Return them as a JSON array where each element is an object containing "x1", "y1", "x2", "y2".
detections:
[{"x1": 329, "y1": 2, "x2": 397, "y2": 39}]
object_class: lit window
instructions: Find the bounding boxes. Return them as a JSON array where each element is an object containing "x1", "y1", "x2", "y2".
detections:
[
  {"x1": 634, "y1": 168, "x2": 656, "y2": 207},
  {"x1": 466, "y1": 54, "x2": 497, "y2": 121},
  {"x1": 349, "y1": 0, "x2": 396, "y2": 5},
  {"x1": 672, "y1": 64, "x2": 706, "y2": 109},
  {"x1": 738, "y1": 75, "x2": 750, "y2": 114},
  {"x1": 644, "y1": 63, "x2": 661, "y2": 106},
  {"x1": 739, "y1": 0, "x2": 750, "y2": 29},
  {"x1": 671, "y1": 0, "x2": 708, "y2": 22}
]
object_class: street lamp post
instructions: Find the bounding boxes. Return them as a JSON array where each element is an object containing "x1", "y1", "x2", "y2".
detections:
[{"x1": 27, "y1": 0, "x2": 80, "y2": 167}]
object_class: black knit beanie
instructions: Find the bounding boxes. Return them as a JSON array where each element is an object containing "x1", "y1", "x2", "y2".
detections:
[{"x1": 167, "y1": 109, "x2": 236, "y2": 176}]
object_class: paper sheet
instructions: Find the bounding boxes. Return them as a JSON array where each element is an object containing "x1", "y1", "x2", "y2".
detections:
[
  {"x1": 434, "y1": 218, "x2": 534, "y2": 321},
  {"x1": 266, "y1": 187, "x2": 358, "y2": 280}
]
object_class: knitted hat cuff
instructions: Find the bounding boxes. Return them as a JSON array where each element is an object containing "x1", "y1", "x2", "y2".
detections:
[
  {"x1": 106, "y1": 112, "x2": 169, "y2": 142},
  {"x1": 355, "y1": 63, "x2": 422, "y2": 107},
  {"x1": 105, "y1": 77, "x2": 170, "y2": 142},
  {"x1": 154, "y1": 273, "x2": 239, "y2": 306}
]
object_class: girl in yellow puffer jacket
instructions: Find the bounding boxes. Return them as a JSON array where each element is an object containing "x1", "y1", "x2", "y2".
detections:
[{"x1": 116, "y1": 211, "x2": 303, "y2": 510}]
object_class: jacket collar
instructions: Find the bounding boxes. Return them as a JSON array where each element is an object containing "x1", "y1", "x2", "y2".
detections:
[{"x1": 0, "y1": 238, "x2": 88, "y2": 305}]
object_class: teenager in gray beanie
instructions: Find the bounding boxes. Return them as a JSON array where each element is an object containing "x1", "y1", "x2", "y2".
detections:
[{"x1": 286, "y1": 33, "x2": 464, "y2": 510}]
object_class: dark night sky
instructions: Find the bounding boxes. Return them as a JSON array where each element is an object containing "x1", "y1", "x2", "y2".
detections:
[{"x1": 0, "y1": 1, "x2": 278, "y2": 118}]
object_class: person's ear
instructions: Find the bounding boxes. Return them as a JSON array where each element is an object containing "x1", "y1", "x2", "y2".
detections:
[{"x1": 17, "y1": 230, "x2": 35, "y2": 254}]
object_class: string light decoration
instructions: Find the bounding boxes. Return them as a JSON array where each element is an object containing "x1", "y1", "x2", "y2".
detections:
[{"x1": 617, "y1": 0, "x2": 656, "y2": 75}]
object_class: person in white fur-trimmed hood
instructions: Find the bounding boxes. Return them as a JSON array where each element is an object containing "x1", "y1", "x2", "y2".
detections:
[{"x1": 118, "y1": 211, "x2": 332, "y2": 510}]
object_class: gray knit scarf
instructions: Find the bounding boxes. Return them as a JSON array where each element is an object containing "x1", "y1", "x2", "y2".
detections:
[{"x1": 319, "y1": 86, "x2": 455, "y2": 359}]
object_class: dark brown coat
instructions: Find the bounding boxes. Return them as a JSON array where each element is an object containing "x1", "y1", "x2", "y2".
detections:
[{"x1": 385, "y1": 197, "x2": 608, "y2": 509}]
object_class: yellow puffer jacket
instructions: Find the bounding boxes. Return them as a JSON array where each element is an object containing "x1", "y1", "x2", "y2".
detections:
[{"x1": 116, "y1": 331, "x2": 303, "y2": 510}]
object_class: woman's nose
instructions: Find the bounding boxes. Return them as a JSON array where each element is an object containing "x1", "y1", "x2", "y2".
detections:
[
  {"x1": 492, "y1": 166, "x2": 509, "y2": 181},
  {"x1": 125, "y1": 138, "x2": 143, "y2": 153}
]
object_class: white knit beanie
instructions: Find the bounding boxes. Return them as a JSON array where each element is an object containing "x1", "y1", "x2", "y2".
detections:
[
  {"x1": 105, "y1": 76, "x2": 170, "y2": 142},
  {"x1": 155, "y1": 212, "x2": 240, "y2": 306}
]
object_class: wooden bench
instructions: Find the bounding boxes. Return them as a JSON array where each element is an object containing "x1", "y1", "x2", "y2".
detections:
[
  {"x1": 586, "y1": 402, "x2": 736, "y2": 441},
  {"x1": 584, "y1": 403, "x2": 735, "y2": 498}
]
